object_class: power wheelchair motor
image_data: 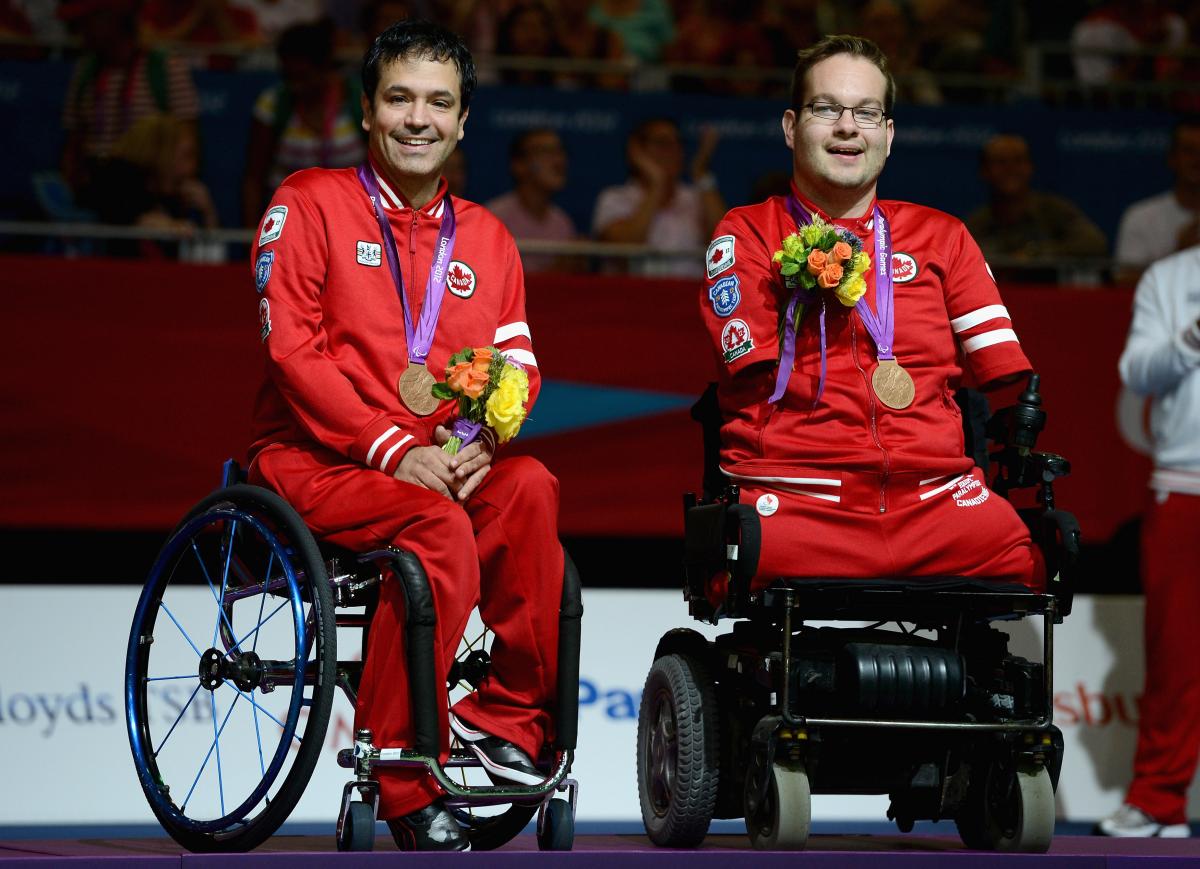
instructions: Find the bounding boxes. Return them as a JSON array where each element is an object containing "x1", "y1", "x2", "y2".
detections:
[
  {"x1": 125, "y1": 460, "x2": 583, "y2": 853},
  {"x1": 637, "y1": 375, "x2": 1081, "y2": 852}
]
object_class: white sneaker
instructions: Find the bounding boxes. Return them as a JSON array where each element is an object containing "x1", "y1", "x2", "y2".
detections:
[{"x1": 1096, "y1": 803, "x2": 1191, "y2": 838}]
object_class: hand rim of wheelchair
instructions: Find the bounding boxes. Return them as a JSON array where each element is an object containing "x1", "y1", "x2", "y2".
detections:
[{"x1": 125, "y1": 488, "x2": 335, "y2": 848}]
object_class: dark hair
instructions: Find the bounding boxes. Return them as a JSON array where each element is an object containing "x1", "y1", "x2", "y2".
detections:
[
  {"x1": 361, "y1": 18, "x2": 477, "y2": 111},
  {"x1": 278, "y1": 16, "x2": 336, "y2": 66},
  {"x1": 629, "y1": 116, "x2": 680, "y2": 142},
  {"x1": 790, "y1": 35, "x2": 895, "y2": 116},
  {"x1": 508, "y1": 127, "x2": 557, "y2": 161}
]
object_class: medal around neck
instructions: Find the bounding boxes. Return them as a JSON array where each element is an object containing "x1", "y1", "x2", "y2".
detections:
[
  {"x1": 398, "y1": 363, "x2": 440, "y2": 416},
  {"x1": 871, "y1": 359, "x2": 915, "y2": 409}
]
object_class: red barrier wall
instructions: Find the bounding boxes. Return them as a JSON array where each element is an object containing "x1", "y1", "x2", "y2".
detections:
[{"x1": 0, "y1": 255, "x2": 1148, "y2": 540}]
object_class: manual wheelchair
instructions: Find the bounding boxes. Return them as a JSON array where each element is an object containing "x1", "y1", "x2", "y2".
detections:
[
  {"x1": 124, "y1": 460, "x2": 582, "y2": 853},
  {"x1": 637, "y1": 375, "x2": 1080, "y2": 852}
]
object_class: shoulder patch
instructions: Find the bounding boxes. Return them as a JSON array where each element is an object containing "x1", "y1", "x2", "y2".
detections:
[
  {"x1": 255, "y1": 250, "x2": 275, "y2": 293},
  {"x1": 356, "y1": 240, "x2": 382, "y2": 267},
  {"x1": 891, "y1": 252, "x2": 918, "y2": 283},
  {"x1": 721, "y1": 318, "x2": 754, "y2": 363},
  {"x1": 258, "y1": 205, "x2": 287, "y2": 246},
  {"x1": 447, "y1": 260, "x2": 476, "y2": 298},
  {"x1": 708, "y1": 273, "x2": 741, "y2": 317},
  {"x1": 258, "y1": 298, "x2": 272, "y2": 342},
  {"x1": 706, "y1": 235, "x2": 735, "y2": 279}
]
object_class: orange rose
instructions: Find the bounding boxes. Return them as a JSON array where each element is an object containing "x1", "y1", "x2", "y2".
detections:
[
  {"x1": 806, "y1": 249, "x2": 828, "y2": 276},
  {"x1": 463, "y1": 368, "x2": 490, "y2": 400},
  {"x1": 446, "y1": 361, "x2": 473, "y2": 394},
  {"x1": 470, "y1": 348, "x2": 493, "y2": 373},
  {"x1": 832, "y1": 241, "x2": 853, "y2": 263},
  {"x1": 818, "y1": 263, "x2": 843, "y2": 289}
]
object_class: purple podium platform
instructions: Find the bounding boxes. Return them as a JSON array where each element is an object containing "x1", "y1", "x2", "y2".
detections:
[{"x1": 2, "y1": 834, "x2": 1199, "y2": 867}]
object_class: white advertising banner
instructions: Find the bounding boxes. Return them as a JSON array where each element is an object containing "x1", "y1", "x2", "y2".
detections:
[{"x1": 0, "y1": 587, "x2": 1178, "y2": 827}]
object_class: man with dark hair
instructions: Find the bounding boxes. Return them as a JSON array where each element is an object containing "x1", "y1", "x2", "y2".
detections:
[
  {"x1": 247, "y1": 19, "x2": 564, "y2": 851},
  {"x1": 697, "y1": 34, "x2": 1040, "y2": 600},
  {"x1": 485, "y1": 128, "x2": 576, "y2": 272},
  {"x1": 1115, "y1": 117, "x2": 1200, "y2": 284}
]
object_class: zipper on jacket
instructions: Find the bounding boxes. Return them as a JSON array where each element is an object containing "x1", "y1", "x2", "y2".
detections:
[{"x1": 851, "y1": 320, "x2": 890, "y2": 512}]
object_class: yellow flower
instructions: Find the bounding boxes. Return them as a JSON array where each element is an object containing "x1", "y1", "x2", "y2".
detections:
[
  {"x1": 781, "y1": 233, "x2": 805, "y2": 259},
  {"x1": 852, "y1": 251, "x2": 871, "y2": 276},
  {"x1": 834, "y1": 274, "x2": 867, "y2": 307},
  {"x1": 485, "y1": 366, "x2": 529, "y2": 442}
]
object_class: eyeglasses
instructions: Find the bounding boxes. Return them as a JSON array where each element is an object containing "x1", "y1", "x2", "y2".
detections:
[{"x1": 802, "y1": 101, "x2": 889, "y2": 129}]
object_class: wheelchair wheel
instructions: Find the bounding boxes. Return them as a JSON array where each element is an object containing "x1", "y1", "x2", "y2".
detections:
[
  {"x1": 337, "y1": 801, "x2": 377, "y2": 852},
  {"x1": 637, "y1": 653, "x2": 719, "y2": 847},
  {"x1": 125, "y1": 484, "x2": 336, "y2": 852},
  {"x1": 745, "y1": 762, "x2": 811, "y2": 851},
  {"x1": 955, "y1": 757, "x2": 1055, "y2": 853},
  {"x1": 537, "y1": 798, "x2": 575, "y2": 851}
]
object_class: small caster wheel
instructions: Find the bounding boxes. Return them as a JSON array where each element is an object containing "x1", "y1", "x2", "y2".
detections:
[
  {"x1": 337, "y1": 801, "x2": 376, "y2": 852},
  {"x1": 538, "y1": 798, "x2": 574, "y2": 851}
]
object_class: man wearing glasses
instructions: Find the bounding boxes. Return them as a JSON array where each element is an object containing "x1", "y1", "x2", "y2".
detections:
[{"x1": 697, "y1": 35, "x2": 1040, "y2": 598}]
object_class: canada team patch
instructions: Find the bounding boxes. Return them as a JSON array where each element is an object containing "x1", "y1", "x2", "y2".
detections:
[
  {"x1": 721, "y1": 318, "x2": 754, "y2": 363},
  {"x1": 258, "y1": 298, "x2": 272, "y2": 342},
  {"x1": 356, "y1": 240, "x2": 381, "y2": 267},
  {"x1": 755, "y1": 493, "x2": 779, "y2": 517},
  {"x1": 255, "y1": 250, "x2": 275, "y2": 293},
  {"x1": 447, "y1": 260, "x2": 476, "y2": 298},
  {"x1": 891, "y1": 252, "x2": 918, "y2": 283},
  {"x1": 706, "y1": 235, "x2": 735, "y2": 279},
  {"x1": 258, "y1": 205, "x2": 287, "y2": 246},
  {"x1": 708, "y1": 274, "x2": 741, "y2": 317}
]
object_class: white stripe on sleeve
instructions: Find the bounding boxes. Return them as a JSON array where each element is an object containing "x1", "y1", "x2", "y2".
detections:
[
  {"x1": 962, "y1": 328, "x2": 1019, "y2": 353},
  {"x1": 502, "y1": 348, "x2": 538, "y2": 367},
  {"x1": 366, "y1": 426, "x2": 400, "y2": 465},
  {"x1": 950, "y1": 305, "x2": 1010, "y2": 333},
  {"x1": 379, "y1": 434, "x2": 414, "y2": 471},
  {"x1": 493, "y1": 321, "x2": 532, "y2": 344}
]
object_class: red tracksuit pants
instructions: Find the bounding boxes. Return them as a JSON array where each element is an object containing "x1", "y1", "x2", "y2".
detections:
[
  {"x1": 723, "y1": 466, "x2": 1041, "y2": 596},
  {"x1": 251, "y1": 444, "x2": 564, "y2": 819},
  {"x1": 1127, "y1": 490, "x2": 1200, "y2": 825}
]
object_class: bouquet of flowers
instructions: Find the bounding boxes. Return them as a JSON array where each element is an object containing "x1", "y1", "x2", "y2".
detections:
[
  {"x1": 773, "y1": 217, "x2": 871, "y2": 309},
  {"x1": 431, "y1": 346, "x2": 530, "y2": 454}
]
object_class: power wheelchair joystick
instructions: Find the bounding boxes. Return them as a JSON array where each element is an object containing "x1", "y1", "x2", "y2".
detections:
[{"x1": 985, "y1": 373, "x2": 1070, "y2": 510}]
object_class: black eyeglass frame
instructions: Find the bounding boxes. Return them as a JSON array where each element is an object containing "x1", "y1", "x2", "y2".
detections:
[{"x1": 800, "y1": 101, "x2": 891, "y2": 128}]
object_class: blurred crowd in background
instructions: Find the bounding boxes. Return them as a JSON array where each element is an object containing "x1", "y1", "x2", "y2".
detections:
[{"x1": 1, "y1": 0, "x2": 1198, "y2": 283}]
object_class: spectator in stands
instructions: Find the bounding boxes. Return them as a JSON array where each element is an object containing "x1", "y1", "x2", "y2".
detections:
[
  {"x1": 554, "y1": 0, "x2": 625, "y2": 89},
  {"x1": 761, "y1": 0, "x2": 821, "y2": 71},
  {"x1": 486, "y1": 128, "x2": 577, "y2": 272},
  {"x1": 589, "y1": 0, "x2": 674, "y2": 64},
  {"x1": 857, "y1": 0, "x2": 942, "y2": 105},
  {"x1": 92, "y1": 113, "x2": 222, "y2": 261},
  {"x1": 228, "y1": 0, "x2": 323, "y2": 42},
  {"x1": 592, "y1": 117, "x2": 725, "y2": 277},
  {"x1": 355, "y1": 0, "x2": 420, "y2": 45},
  {"x1": 1114, "y1": 117, "x2": 1200, "y2": 284},
  {"x1": 667, "y1": 0, "x2": 773, "y2": 96},
  {"x1": 58, "y1": 0, "x2": 199, "y2": 210},
  {"x1": 241, "y1": 17, "x2": 366, "y2": 227},
  {"x1": 139, "y1": 0, "x2": 262, "y2": 47},
  {"x1": 966, "y1": 134, "x2": 1107, "y2": 275},
  {"x1": 495, "y1": 1, "x2": 564, "y2": 87},
  {"x1": 1071, "y1": 0, "x2": 1186, "y2": 89},
  {"x1": 1104, "y1": 243, "x2": 1200, "y2": 839}
]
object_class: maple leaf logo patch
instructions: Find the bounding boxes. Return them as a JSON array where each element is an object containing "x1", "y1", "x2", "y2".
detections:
[{"x1": 447, "y1": 260, "x2": 476, "y2": 298}]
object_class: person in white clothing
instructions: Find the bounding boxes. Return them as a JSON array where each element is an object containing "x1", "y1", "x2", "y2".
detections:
[{"x1": 1100, "y1": 244, "x2": 1200, "y2": 838}]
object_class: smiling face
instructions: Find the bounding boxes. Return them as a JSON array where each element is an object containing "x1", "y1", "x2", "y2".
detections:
[
  {"x1": 782, "y1": 53, "x2": 894, "y2": 217},
  {"x1": 362, "y1": 55, "x2": 468, "y2": 206}
]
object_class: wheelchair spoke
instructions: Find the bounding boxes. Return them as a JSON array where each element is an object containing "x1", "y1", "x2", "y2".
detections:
[
  {"x1": 221, "y1": 682, "x2": 303, "y2": 745},
  {"x1": 153, "y1": 682, "x2": 204, "y2": 759},
  {"x1": 213, "y1": 520, "x2": 237, "y2": 647},
  {"x1": 211, "y1": 692, "x2": 226, "y2": 818},
  {"x1": 251, "y1": 550, "x2": 274, "y2": 654},
  {"x1": 159, "y1": 602, "x2": 203, "y2": 659},
  {"x1": 145, "y1": 674, "x2": 199, "y2": 682},
  {"x1": 191, "y1": 539, "x2": 240, "y2": 653},
  {"x1": 181, "y1": 688, "x2": 242, "y2": 813},
  {"x1": 228, "y1": 600, "x2": 290, "y2": 657},
  {"x1": 251, "y1": 682, "x2": 267, "y2": 778}
]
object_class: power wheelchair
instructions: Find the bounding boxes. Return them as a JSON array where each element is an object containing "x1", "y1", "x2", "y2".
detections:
[
  {"x1": 124, "y1": 460, "x2": 583, "y2": 853},
  {"x1": 637, "y1": 375, "x2": 1081, "y2": 852}
]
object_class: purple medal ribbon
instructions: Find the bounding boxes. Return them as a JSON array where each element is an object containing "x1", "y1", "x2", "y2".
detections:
[
  {"x1": 770, "y1": 195, "x2": 894, "y2": 405},
  {"x1": 357, "y1": 163, "x2": 456, "y2": 364}
]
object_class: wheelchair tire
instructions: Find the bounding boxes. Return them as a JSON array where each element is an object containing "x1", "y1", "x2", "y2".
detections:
[
  {"x1": 637, "y1": 653, "x2": 719, "y2": 847},
  {"x1": 537, "y1": 798, "x2": 575, "y2": 852},
  {"x1": 955, "y1": 758, "x2": 1054, "y2": 853},
  {"x1": 337, "y1": 801, "x2": 377, "y2": 852},
  {"x1": 745, "y1": 763, "x2": 811, "y2": 851},
  {"x1": 125, "y1": 484, "x2": 337, "y2": 853}
]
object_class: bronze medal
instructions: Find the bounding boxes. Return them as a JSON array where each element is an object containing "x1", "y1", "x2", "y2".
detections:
[
  {"x1": 398, "y1": 363, "x2": 440, "y2": 416},
  {"x1": 871, "y1": 359, "x2": 915, "y2": 410}
]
